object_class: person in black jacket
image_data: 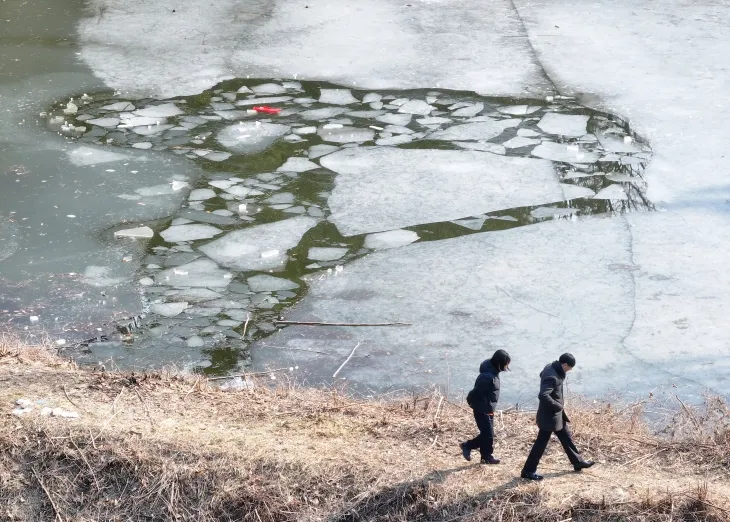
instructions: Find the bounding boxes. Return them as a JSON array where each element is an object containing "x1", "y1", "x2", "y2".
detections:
[
  {"x1": 460, "y1": 349, "x2": 511, "y2": 464},
  {"x1": 520, "y1": 353, "x2": 595, "y2": 481}
]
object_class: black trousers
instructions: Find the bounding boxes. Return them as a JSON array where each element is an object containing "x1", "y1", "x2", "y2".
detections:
[
  {"x1": 522, "y1": 425, "x2": 582, "y2": 473},
  {"x1": 465, "y1": 411, "x2": 494, "y2": 459}
]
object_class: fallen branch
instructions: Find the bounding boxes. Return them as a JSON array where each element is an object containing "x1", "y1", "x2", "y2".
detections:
[
  {"x1": 242, "y1": 313, "x2": 250, "y2": 339},
  {"x1": 33, "y1": 467, "x2": 64, "y2": 522},
  {"x1": 273, "y1": 320, "x2": 411, "y2": 327},
  {"x1": 332, "y1": 342, "x2": 361, "y2": 378},
  {"x1": 63, "y1": 384, "x2": 80, "y2": 410},
  {"x1": 678, "y1": 493, "x2": 730, "y2": 514},
  {"x1": 674, "y1": 394, "x2": 703, "y2": 433},
  {"x1": 207, "y1": 368, "x2": 289, "y2": 382}
]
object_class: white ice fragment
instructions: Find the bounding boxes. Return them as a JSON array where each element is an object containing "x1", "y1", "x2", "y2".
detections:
[
  {"x1": 160, "y1": 224, "x2": 222, "y2": 242},
  {"x1": 189, "y1": 188, "x2": 217, "y2": 201},
  {"x1": 217, "y1": 122, "x2": 290, "y2": 153},
  {"x1": 503, "y1": 136, "x2": 541, "y2": 149},
  {"x1": 606, "y1": 173, "x2": 641, "y2": 183},
  {"x1": 225, "y1": 185, "x2": 253, "y2": 198},
  {"x1": 308, "y1": 247, "x2": 349, "y2": 261},
  {"x1": 451, "y1": 217, "x2": 487, "y2": 231},
  {"x1": 497, "y1": 105, "x2": 541, "y2": 115},
  {"x1": 186, "y1": 336, "x2": 205, "y2": 348},
  {"x1": 134, "y1": 103, "x2": 183, "y2": 118},
  {"x1": 322, "y1": 123, "x2": 343, "y2": 129},
  {"x1": 593, "y1": 184, "x2": 628, "y2": 200},
  {"x1": 517, "y1": 128, "x2": 541, "y2": 137},
  {"x1": 376, "y1": 113, "x2": 412, "y2": 126},
  {"x1": 247, "y1": 275, "x2": 300, "y2": 292},
  {"x1": 157, "y1": 259, "x2": 232, "y2": 288},
  {"x1": 63, "y1": 101, "x2": 78, "y2": 115},
  {"x1": 29, "y1": 316, "x2": 39, "y2": 323},
  {"x1": 537, "y1": 113, "x2": 589, "y2": 137},
  {"x1": 102, "y1": 101, "x2": 135, "y2": 111},
  {"x1": 363, "y1": 93, "x2": 382, "y2": 103},
  {"x1": 199, "y1": 217, "x2": 317, "y2": 271},
  {"x1": 293, "y1": 126, "x2": 317, "y2": 135},
  {"x1": 151, "y1": 301, "x2": 189, "y2": 317},
  {"x1": 308, "y1": 144, "x2": 340, "y2": 159},
  {"x1": 318, "y1": 126, "x2": 374, "y2": 144},
  {"x1": 209, "y1": 179, "x2": 236, "y2": 190},
  {"x1": 453, "y1": 142, "x2": 506, "y2": 155},
  {"x1": 376, "y1": 135, "x2": 413, "y2": 146},
  {"x1": 237, "y1": 86, "x2": 252, "y2": 93},
  {"x1": 364, "y1": 230, "x2": 419, "y2": 250},
  {"x1": 562, "y1": 184, "x2": 596, "y2": 200},
  {"x1": 139, "y1": 277, "x2": 154, "y2": 286},
  {"x1": 86, "y1": 117, "x2": 121, "y2": 128},
  {"x1": 118, "y1": 116, "x2": 165, "y2": 127},
  {"x1": 531, "y1": 141, "x2": 599, "y2": 164},
  {"x1": 132, "y1": 124, "x2": 174, "y2": 135},
  {"x1": 319, "y1": 89, "x2": 359, "y2": 104},
  {"x1": 299, "y1": 107, "x2": 349, "y2": 120},
  {"x1": 114, "y1": 226, "x2": 154, "y2": 239},
  {"x1": 132, "y1": 142, "x2": 153, "y2": 149},
  {"x1": 252, "y1": 83, "x2": 286, "y2": 94},
  {"x1": 451, "y1": 103, "x2": 484, "y2": 118},
  {"x1": 202, "y1": 152, "x2": 232, "y2": 162},
  {"x1": 417, "y1": 116, "x2": 451, "y2": 125},
  {"x1": 530, "y1": 206, "x2": 579, "y2": 219},
  {"x1": 398, "y1": 100, "x2": 435, "y2": 116},
  {"x1": 260, "y1": 250, "x2": 279, "y2": 259},
  {"x1": 429, "y1": 120, "x2": 519, "y2": 141}
]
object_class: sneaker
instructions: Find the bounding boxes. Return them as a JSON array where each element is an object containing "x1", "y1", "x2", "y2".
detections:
[
  {"x1": 520, "y1": 471, "x2": 543, "y2": 481},
  {"x1": 459, "y1": 442, "x2": 472, "y2": 462},
  {"x1": 574, "y1": 460, "x2": 595, "y2": 472},
  {"x1": 481, "y1": 456, "x2": 500, "y2": 464}
]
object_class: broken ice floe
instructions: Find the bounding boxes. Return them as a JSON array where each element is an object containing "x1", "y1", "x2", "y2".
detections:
[{"x1": 217, "y1": 122, "x2": 290, "y2": 153}]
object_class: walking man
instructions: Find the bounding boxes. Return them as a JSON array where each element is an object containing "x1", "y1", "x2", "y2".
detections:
[
  {"x1": 460, "y1": 349, "x2": 511, "y2": 464},
  {"x1": 521, "y1": 353, "x2": 595, "y2": 480}
]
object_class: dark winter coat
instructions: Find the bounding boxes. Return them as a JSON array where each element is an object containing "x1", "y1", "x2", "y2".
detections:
[
  {"x1": 535, "y1": 361, "x2": 570, "y2": 431},
  {"x1": 466, "y1": 360, "x2": 501, "y2": 415}
]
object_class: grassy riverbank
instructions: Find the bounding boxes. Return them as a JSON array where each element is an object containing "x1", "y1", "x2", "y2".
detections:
[{"x1": 1, "y1": 339, "x2": 729, "y2": 521}]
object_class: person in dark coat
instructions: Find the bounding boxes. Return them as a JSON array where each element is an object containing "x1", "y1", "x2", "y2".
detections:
[
  {"x1": 520, "y1": 353, "x2": 595, "y2": 481},
  {"x1": 460, "y1": 349, "x2": 511, "y2": 464}
]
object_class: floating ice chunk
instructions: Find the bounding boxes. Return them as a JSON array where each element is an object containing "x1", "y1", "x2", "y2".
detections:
[
  {"x1": 318, "y1": 126, "x2": 374, "y2": 144},
  {"x1": 503, "y1": 136, "x2": 541, "y2": 149},
  {"x1": 376, "y1": 113, "x2": 412, "y2": 126},
  {"x1": 157, "y1": 259, "x2": 232, "y2": 287},
  {"x1": 209, "y1": 179, "x2": 237, "y2": 190},
  {"x1": 562, "y1": 184, "x2": 595, "y2": 200},
  {"x1": 596, "y1": 131, "x2": 641, "y2": 153},
  {"x1": 293, "y1": 126, "x2": 317, "y2": 135},
  {"x1": 429, "y1": 120, "x2": 519, "y2": 141},
  {"x1": 606, "y1": 173, "x2": 641, "y2": 183},
  {"x1": 451, "y1": 217, "x2": 487, "y2": 231},
  {"x1": 308, "y1": 144, "x2": 340, "y2": 159},
  {"x1": 417, "y1": 116, "x2": 452, "y2": 125},
  {"x1": 491, "y1": 215, "x2": 518, "y2": 222},
  {"x1": 531, "y1": 141, "x2": 599, "y2": 164},
  {"x1": 202, "y1": 152, "x2": 232, "y2": 162},
  {"x1": 87, "y1": 117, "x2": 120, "y2": 128},
  {"x1": 363, "y1": 93, "x2": 382, "y2": 103},
  {"x1": 237, "y1": 86, "x2": 252, "y2": 93},
  {"x1": 398, "y1": 100, "x2": 435, "y2": 115},
  {"x1": 236, "y1": 96, "x2": 292, "y2": 106},
  {"x1": 170, "y1": 288, "x2": 222, "y2": 300},
  {"x1": 345, "y1": 110, "x2": 385, "y2": 118},
  {"x1": 200, "y1": 217, "x2": 318, "y2": 271},
  {"x1": 370, "y1": 102, "x2": 384, "y2": 110},
  {"x1": 252, "y1": 83, "x2": 286, "y2": 94},
  {"x1": 319, "y1": 89, "x2": 359, "y2": 104},
  {"x1": 213, "y1": 110, "x2": 250, "y2": 121},
  {"x1": 247, "y1": 275, "x2": 300, "y2": 292},
  {"x1": 451, "y1": 103, "x2": 484, "y2": 118},
  {"x1": 160, "y1": 224, "x2": 222, "y2": 242},
  {"x1": 308, "y1": 247, "x2": 348, "y2": 261},
  {"x1": 189, "y1": 188, "x2": 217, "y2": 201},
  {"x1": 186, "y1": 336, "x2": 205, "y2": 347},
  {"x1": 321, "y1": 147, "x2": 561, "y2": 236},
  {"x1": 134, "y1": 184, "x2": 178, "y2": 197},
  {"x1": 453, "y1": 142, "x2": 506, "y2": 155},
  {"x1": 265, "y1": 193, "x2": 295, "y2": 204},
  {"x1": 517, "y1": 128, "x2": 541, "y2": 138},
  {"x1": 134, "y1": 103, "x2": 183, "y2": 118},
  {"x1": 131, "y1": 142, "x2": 153, "y2": 149},
  {"x1": 322, "y1": 123, "x2": 343, "y2": 130},
  {"x1": 102, "y1": 101, "x2": 135, "y2": 111},
  {"x1": 593, "y1": 184, "x2": 628, "y2": 200},
  {"x1": 277, "y1": 157, "x2": 320, "y2": 172},
  {"x1": 376, "y1": 135, "x2": 413, "y2": 146},
  {"x1": 139, "y1": 277, "x2": 154, "y2": 285},
  {"x1": 132, "y1": 124, "x2": 174, "y2": 135},
  {"x1": 384, "y1": 125, "x2": 413, "y2": 135},
  {"x1": 217, "y1": 122, "x2": 290, "y2": 154},
  {"x1": 114, "y1": 226, "x2": 154, "y2": 239},
  {"x1": 537, "y1": 113, "x2": 589, "y2": 137},
  {"x1": 530, "y1": 206, "x2": 579, "y2": 219},
  {"x1": 364, "y1": 230, "x2": 419, "y2": 249},
  {"x1": 299, "y1": 108, "x2": 349, "y2": 121},
  {"x1": 497, "y1": 105, "x2": 541, "y2": 115},
  {"x1": 151, "y1": 302, "x2": 189, "y2": 317},
  {"x1": 225, "y1": 185, "x2": 253, "y2": 198},
  {"x1": 118, "y1": 116, "x2": 164, "y2": 127},
  {"x1": 67, "y1": 146, "x2": 129, "y2": 166}
]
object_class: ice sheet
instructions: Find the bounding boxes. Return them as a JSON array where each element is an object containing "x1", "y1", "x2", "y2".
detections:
[
  {"x1": 217, "y1": 122, "x2": 290, "y2": 154},
  {"x1": 429, "y1": 120, "x2": 519, "y2": 141},
  {"x1": 247, "y1": 274, "x2": 300, "y2": 292},
  {"x1": 159, "y1": 224, "x2": 222, "y2": 242},
  {"x1": 536, "y1": 113, "x2": 589, "y2": 137},
  {"x1": 364, "y1": 230, "x2": 419, "y2": 250},
  {"x1": 321, "y1": 147, "x2": 563, "y2": 236},
  {"x1": 156, "y1": 259, "x2": 232, "y2": 288}
]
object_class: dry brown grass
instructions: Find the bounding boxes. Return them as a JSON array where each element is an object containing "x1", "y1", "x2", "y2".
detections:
[{"x1": 1, "y1": 340, "x2": 729, "y2": 521}]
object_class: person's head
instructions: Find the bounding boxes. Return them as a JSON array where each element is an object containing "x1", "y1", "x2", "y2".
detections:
[
  {"x1": 559, "y1": 353, "x2": 576, "y2": 373},
  {"x1": 491, "y1": 349, "x2": 511, "y2": 372}
]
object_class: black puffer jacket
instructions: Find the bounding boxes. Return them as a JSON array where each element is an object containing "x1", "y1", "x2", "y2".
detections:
[
  {"x1": 535, "y1": 361, "x2": 569, "y2": 431},
  {"x1": 466, "y1": 360, "x2": 501, "y2": 414}
]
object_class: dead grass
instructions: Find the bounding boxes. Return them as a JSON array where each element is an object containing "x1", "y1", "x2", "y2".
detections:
[{"x1": 1, "y1": 340, "x2": 729, "y2": 521}]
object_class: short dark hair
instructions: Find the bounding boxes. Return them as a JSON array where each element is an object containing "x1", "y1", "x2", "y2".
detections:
[
  {"x1": 559, "y1": 353, "x2": 576, "y2": 368},
  {"x1": 491, "y1": 349, "x2": 511, "y2": 371}
]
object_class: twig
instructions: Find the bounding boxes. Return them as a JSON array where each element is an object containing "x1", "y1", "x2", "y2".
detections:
[
  {"x1": 430, "y1": 435, "x2": 438, "y2": 448},
  {"x1": 621, "y1": 447, "x2": 668, "y2": 468},
  {"x1": 495, "y1": 285, "x2": 558, "y2": 317},
  {"x1": 678, "y1": 493, "x2": 730, "y2": 514},
  {"x1": 433, "y1": 396, "x2": 444, "y2": 423},
  {"x1": 242, "y1": 313, "x2": 250, "y2": 339},
  {"x1": 63, "y1": 384, "x2": 80, "y2": 410},
  {"x1": 69, "y1": 435, "x2": 101, "y2": 492},
  {"x1": 674, "y1": 394, "x2": 703, "y2": 433},
  {"x1": 207, "y1": 368, "x2": 288, "y2": 381},
  {"x1": 184, "y1": 376, "x2": 201, "y2": 401},
  {"x1": 133, "y1": 387, "x2": 155, "y2": 428},
  {"x1": 32, "y1": 467, "x2": 64, "y2": 521},
  {"x1": 332, "y1": 342, "x2": 361, "y2": 378},
  {"x1": 274, "y1": 320, "x2": 411, "y2": 327},
  {"x1": 112, "y1": 387, "x2": 124, "y2": 414}
]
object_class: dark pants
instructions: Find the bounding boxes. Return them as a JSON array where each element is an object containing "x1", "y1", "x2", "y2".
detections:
[
  {"x1": 522, "y1": 426, "x2": 582, "y2": 473},
  {"x1": 465, "y1": 411, "x2": 494, "y2": 459}
]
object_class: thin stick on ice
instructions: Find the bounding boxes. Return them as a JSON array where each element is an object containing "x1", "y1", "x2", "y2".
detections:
[
  {"x1": 274, "y1": 320, "x2": 411, "y2": 327},
  {"x1": 332, "y1": 342, "x2": 361, "y2": 379}
]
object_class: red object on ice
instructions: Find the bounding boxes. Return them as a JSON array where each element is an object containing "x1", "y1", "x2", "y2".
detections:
[{"x1": 253, "y1": 106, "x2": 281, "y2": 114}]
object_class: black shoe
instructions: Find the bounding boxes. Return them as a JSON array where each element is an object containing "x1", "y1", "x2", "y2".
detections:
[
  {"x1": 521, "y1": 471, "x2": 544, "y2": 481},
  {"x1": 459, "y1": 442, "x2": 472, "y2": 462},
  {"x1": 574, "y1": 460, "x2": 595, "y2": 472},
  {"x1": 481, "y1": 456, "x2": 500, "y2": 465}
]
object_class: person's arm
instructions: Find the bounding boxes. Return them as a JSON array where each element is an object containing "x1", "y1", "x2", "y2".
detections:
[
  {"x1": 538, "y1": 376, "x2": 563, "y2": 413},
  {"x1": 473, "y1": 374, "x2": 496, "y2": 412}
]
